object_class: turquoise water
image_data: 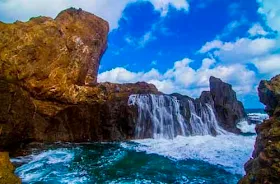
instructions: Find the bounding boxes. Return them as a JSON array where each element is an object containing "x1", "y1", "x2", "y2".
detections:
[
  {"x1": 12, "y1": 134, "x2": 256, "y2": 184},
  {"x1": 12, "y1": 111, "x2": 268, "y2": 184}
]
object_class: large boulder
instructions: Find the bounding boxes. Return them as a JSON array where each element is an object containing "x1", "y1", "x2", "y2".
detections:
[
  {"x1": 0, "y1": 8, "x2": 109, "y2": 100},
  {"x1": 240, "y1": 75, "x2": 280, "y2": 184}
]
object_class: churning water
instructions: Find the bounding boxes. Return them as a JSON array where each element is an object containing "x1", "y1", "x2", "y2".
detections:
[{"x1": 11, "y1": 94, "x2": 267, "y2": 184}]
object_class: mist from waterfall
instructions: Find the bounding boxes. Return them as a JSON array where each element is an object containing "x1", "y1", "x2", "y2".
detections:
[{"x1": 128, "y1": 94, "x2": 226, "y2": 139}]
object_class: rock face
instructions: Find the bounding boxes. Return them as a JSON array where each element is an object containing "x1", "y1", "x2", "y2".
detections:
[
  {"x1": 208, "y1": 76, "x2": 246, "y2": 133},
  {"x1": 0, "y1": 8, "x2": 158, "y2": 152},
  {"x1": 0, "y1": 152, "x2": 21, "y2": 184},
  {"x1": 240, "y1": 75, "x2": 280, "y2": 184},
  {"x1": 0, "y1": 7, "x2": 109, "y2": 100}
]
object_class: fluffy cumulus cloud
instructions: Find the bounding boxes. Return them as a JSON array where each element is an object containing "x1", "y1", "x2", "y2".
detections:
[
  {"x1": 0, "y1": 0, "x2": 189, "y2": 30},
  {"x1": 98, "y1": 58, "x2": 256, "y2": 97},
  {"x1": 253, "y1": 54, "x2": 280, "y2": 76},
  {"x1": 199, "y1": 38, "x2": 276, "y2": 64},
  {"x1": 197, "y1": 0, "x2": 280, "y2": 80}
]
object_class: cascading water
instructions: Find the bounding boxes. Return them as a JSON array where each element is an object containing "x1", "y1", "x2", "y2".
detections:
[
  {"x1": 188, "y1": 100, "x2": 226, "y2": 135},
  {"x1": 128, "y1": 94, "x2": 226, "y2": 139},
  {"x1": 128, "y1": 94, "x2": 188, "y2": 139}
]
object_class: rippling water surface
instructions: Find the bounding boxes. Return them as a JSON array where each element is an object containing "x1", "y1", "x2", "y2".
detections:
[{"x1": 12, "y1": 134, "x2": 256, "y2": 184}]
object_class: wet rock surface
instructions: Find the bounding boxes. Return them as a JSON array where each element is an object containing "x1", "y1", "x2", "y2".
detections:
[{"x1": 240, "y1": 75, "x2": 280, "y2": 184}]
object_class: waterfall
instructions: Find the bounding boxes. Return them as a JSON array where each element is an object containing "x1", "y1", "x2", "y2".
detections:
[
  {"x1": 188, "y1": 100, "x2": 226, "y2": 135},
  {"x1": 128, "y1": 94, "x2": 226, "y2": 139}
]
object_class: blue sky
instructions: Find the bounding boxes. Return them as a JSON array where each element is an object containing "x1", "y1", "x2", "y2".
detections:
[{"x1": 0, "y1": 0, "x2": 279, "y2": 108}]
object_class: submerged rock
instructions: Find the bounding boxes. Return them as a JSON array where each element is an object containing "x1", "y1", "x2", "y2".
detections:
[
  {"x1": 0, "y1": 152, "x2": 21, "y2": 184},
  {"x1": 240, "y1": 75, "x2": 280, "y2": 184}
]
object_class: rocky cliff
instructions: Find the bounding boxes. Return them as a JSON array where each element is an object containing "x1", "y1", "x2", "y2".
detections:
[
  {"x1": 0, "y1": 8, "x2": 158, "y2": 152},
  {"x1": 240, "y1": 75, "x2": 280, "y2": 184}
]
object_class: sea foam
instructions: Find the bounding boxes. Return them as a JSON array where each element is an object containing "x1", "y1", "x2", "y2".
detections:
[{"x1": 128, "y1": 134, "x2": 255, "y2": 175}]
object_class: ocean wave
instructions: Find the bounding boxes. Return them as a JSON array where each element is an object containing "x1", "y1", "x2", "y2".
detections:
[
  {"x1": 237, "y1": 120, "x2": 256, "y2": 134},
  {"x1": 127, "y1": 134, "x2": 255, "y2": 175},
  {"x1": 247, "y1": 113, "x2": 269, "y2": 123}
]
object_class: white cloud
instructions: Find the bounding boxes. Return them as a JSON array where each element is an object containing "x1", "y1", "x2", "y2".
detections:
[
  {"x1": 125, "y1": 30, "x2": 156, "y2": 48},
  {"x1": 149, "y1": 0, "x2": 189, "y2": 16},
  {"x1": 253, "y1": 54, "x2": 280, "y2": 77},
  {"x1": 199, "y1": 38, "x2": 276, "y2": 63},
  {"x1": 248, "y1": 23, "x2": 268, "y2": 36},
  {"x1": 199, "y1": 40, "x2": 223, "y2": 53},
  {"x1": 98, "y1": 58, "x2": 256, "y2": 97},
  {"x1": 0, "y1": 0, "x2": 190, "y2": 30},
  {"x1": 257, "y1": 0, "x2": 280, "y2": 33}
]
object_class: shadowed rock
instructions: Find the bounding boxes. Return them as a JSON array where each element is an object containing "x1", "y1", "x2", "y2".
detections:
[
  {"x1": 240, "y1": 74, "x2": 280, "y2": 184},
  {"x1": 209, "y1": 76, "x2": 246, "y2": 133}
]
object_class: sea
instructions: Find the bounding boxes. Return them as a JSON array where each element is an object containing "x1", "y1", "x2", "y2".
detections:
[{"x1": 11, "y1": 109, "x2": 268, "y2": 184}]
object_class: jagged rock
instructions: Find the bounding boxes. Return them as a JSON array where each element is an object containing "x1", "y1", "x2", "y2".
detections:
[
  {"x1": 173, "y1": 77, "x2": 246, "y2": 135},
  {"x1": 240, "y1": 75, "x2": 280, "y2": 184},
  {"x1": 0, "y1": 152, "x2": 21, "y2": 184},
  {"x1": 258, "y1": 74, "x2": 280, "y2": 116},
  {"x1": 209, "y1": 76, "x2": 245, "y2": 133}
]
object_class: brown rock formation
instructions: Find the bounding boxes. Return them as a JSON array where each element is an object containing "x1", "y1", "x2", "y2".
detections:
[
  {"x1": 240, "y1": 75, "x2": 280, "y2": 184},
  {"x1": 0, "y1": 8, "x2": 158, "y2": 152},
  {"x1": 0, "y1": 7, "x2": 109, "y2": 100},
  {"x1": 0, "y1": 152, "x2": 21, "y2": 184}
]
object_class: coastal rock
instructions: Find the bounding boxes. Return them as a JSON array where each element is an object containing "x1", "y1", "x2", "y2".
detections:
[
  {"x1": 0, "y1": 8, "x2": 244, "y2": 153},
  {"x1": 258, "y1": 74, "x2": 280, "y2": 116},
  {"x1": 209, "y1": 76, "x2": 245, "y2": 133},
  {"x1": 0, "y1": 152, "x2": 21, "y2": 184},
  {"x1": 240, "y1": 75, "x2": 280, "y2": 184},
  {"x1": 0, "y1": 7, "x2": 109, "y2": 100},
  {"x1": 0, "y1": 8, "x2": 158, "y2": 152},
  {"x1": 0, "y1": 79, "x2": 46, "y2": 151}
]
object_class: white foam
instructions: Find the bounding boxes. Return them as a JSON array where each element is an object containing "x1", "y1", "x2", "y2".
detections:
[
  {"x1": 237, "y1": 120, "x2": 256, "y2": 134},
  {"x1": 247, "y1": 113, "x2": 269, "y2": 122},
  {"x1": 14, "y1": 149, "x2": 76, "y2": 183},
  {"x1": 125, "y1": 134, "x2": 255, "y2": 175}
]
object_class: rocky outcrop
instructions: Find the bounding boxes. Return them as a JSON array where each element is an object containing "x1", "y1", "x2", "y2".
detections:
[
  {"x1": 208, "y1": 76, "x2": 246, "y2": 133},
  {"x1": 0, "y1": 152, "x2": 21, "y2": 184},
  {"x1": 0, "y1": 8, "x2": 158, "y2": 152},
  {"x1": 0, "y1": 7, "x2": 109, "y2": 101},
  {"x1": 240, "y1": 75, "x2": 280, "y2": 184},
  {"x1": 171, "y1": 77, "x2": 246, "y2": 134}
]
